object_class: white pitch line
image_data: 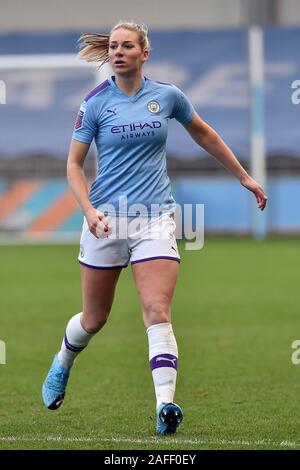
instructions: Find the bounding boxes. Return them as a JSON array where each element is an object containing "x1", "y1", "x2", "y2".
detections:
[{"x1": 0, "y1": 436, "x2": 300, "y2": 448}]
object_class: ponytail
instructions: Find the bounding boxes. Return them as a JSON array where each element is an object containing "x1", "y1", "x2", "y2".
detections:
[{"x1": 78, "y1": 33, "x2": 110, "y2": 66}]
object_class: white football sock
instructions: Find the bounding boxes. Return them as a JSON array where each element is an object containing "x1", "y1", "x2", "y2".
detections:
[
  {"x1": 147, "y1": 322, "x2": 178, "y2": 408},
  {"x1": 58, "y1": 313, "x2": 94, "y2": 368}
]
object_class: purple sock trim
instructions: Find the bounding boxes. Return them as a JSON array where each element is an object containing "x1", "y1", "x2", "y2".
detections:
[
  {"x1": 64, "y1": 334, "x2": 86, "y2": 353},
  {"x1": 150, "y1": 353, "x2": 178, "y2": 371}
]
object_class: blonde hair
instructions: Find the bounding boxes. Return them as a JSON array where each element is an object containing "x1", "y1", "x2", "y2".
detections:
[{"x1": 78, "y1": 21, "x2": 150, "y2": 67}]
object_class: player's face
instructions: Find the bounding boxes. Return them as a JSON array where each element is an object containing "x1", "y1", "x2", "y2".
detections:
[{"x1": 108, "y1": 28, "x2": 148, "y2": 75}]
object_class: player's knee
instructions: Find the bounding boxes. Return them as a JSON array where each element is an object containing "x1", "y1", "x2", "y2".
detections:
[
  {"x1": 143, "y1": 300, "x2": 170, "y2": 325},
  {"x1": 81, "y1": 311, "x2": 109, "y2": 334}
]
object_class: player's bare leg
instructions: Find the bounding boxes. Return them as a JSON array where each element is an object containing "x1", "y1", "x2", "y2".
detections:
[
  {"x1": 132, "y1": 259, "x2": 183, "y2": 434},
  {"x1": 42, "y1": 266, "x2": 121, "y2": 410}
]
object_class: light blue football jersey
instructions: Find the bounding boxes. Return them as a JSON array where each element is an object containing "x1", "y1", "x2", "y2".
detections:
[{"x1": 72, "y1": 75, "x2": 195, "y2": 216}]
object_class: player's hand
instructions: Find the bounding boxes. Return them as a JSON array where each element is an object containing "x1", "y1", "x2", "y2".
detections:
[
  {"x1": 85, "y1": 208, "x2": 110, "y2": 238},
  {"x1": 240, "y1": 175, "x2": 268, "y2": 211}
]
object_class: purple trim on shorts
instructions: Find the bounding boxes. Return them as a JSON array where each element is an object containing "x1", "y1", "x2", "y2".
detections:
[
  {"x1": 79, "y1": 260, "x2": 128, "y2": 270},
  {"x1": 131, "y1": 256, "x2": 180, "y2": 265},
  {"x1": 150, "y1": 354, "x2": 178, "y2": 371},
  {"x1": 84, "y1": 80, "x2": 110, "y2": 102},
  {"x1": 64, "y1": 334, "x2": 86, "y2": 353}
]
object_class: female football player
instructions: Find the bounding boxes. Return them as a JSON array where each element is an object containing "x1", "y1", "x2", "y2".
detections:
[{"x1": 42, "y1": 21, "x2": 267, "y2": 435}]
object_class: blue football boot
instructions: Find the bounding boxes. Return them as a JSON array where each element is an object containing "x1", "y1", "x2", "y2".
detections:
[
  {"x1": 42, "y1": 354, "x2": 70, "y2": 410},
  {"x1": 156, "y1": 402, "x2": 183, "y2": 435}
]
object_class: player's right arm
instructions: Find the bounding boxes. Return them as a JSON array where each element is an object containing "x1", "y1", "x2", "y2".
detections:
[{"x1": 67, "y1": 140, "x2": 108, "y2": 237}]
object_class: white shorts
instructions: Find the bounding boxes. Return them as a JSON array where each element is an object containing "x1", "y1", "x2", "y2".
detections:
[{"x1": 78, "y1": 213, "x2": 180, "y2": 269}]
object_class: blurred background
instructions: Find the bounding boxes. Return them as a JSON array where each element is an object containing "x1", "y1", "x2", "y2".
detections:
[{"x1": 0, "y1": 0, "x2": 299, "y2": 239}]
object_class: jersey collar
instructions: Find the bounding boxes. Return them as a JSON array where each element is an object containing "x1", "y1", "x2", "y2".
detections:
[{"x1": 108, "y1": 75, "x2": 146, "y2": 101}]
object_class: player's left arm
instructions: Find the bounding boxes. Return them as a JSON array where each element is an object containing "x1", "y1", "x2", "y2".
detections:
[{"x1": 184, "y1": 113, "x2": 268, "y2": 211}]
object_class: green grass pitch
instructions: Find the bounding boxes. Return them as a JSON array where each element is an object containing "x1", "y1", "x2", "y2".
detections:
[{"x1": 0, "y1": 238, "x2": 299, "y2": 450}]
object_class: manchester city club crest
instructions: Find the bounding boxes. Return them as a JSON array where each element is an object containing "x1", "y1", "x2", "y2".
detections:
[{"x1": 147, "y1": 100, "x2": 160, "y2": 113}]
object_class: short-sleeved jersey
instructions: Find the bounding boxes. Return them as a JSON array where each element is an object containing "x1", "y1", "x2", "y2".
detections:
[{"x1": 72, "y1": 75, "x2": 195, "y2": 216}]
